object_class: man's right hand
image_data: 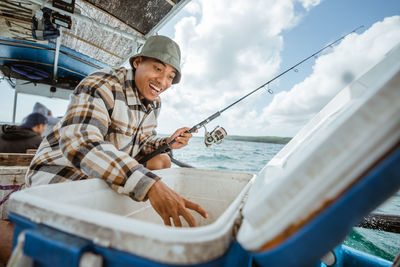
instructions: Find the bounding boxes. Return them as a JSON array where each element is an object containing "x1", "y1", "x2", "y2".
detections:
[{"x1": 147, "y1": 180, "x2": 208, "y2": 227}]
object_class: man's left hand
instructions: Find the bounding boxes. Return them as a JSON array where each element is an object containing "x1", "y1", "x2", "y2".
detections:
[{"x1": 167, "y1": 127, "x2": 196, "y2": 149}]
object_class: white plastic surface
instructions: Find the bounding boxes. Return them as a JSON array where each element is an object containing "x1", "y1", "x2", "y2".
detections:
[
  {"x1": 237, "y1": 43, "x2": 400, "y2": 250},
  {"x1": 8, "y1": 168, "x2": 254, "y2": 265}
]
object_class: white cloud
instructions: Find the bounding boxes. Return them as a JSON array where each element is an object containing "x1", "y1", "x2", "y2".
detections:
[
  {"x1": 298, "y1": 0, "x2": 322, "y2": 11},
  {"x1": 258, "y1": 16, "x2": 400, "y2": 136},
  {"x1": 184, "y1": 1, "x2": 201, "y2": 15},
  {"x1": 159, "y1": 0, "x2": 303, "y2": 135}
]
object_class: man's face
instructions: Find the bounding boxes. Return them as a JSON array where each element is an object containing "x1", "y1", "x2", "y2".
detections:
[
  {"x1": 133, "y1": 57, "x2": 177, "y2": 101},
  {"x1": 32, "y1": 123, "x2": 47, "y2": 135}
]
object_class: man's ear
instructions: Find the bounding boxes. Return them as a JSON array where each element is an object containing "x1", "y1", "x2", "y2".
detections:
[{"x1": 133, "y1": 56, "x2": 143, "y2": 68}]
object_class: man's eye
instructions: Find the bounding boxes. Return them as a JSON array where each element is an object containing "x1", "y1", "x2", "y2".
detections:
[
  {"x1": 154, "y1": 65, "x2": 162, "y2": 72},
  {"x1": 168, "y1": 75, "x2": 175, "y2": 80}
]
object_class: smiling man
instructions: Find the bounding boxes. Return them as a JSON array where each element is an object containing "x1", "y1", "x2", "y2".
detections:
[{"x1": 25, "y1": 35, "x2": 208, "y2": 227}]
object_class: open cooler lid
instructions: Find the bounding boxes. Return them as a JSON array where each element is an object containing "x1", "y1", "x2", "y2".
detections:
[{"x1": 236, "y1": 42, "x2": 400, "y2": 251}]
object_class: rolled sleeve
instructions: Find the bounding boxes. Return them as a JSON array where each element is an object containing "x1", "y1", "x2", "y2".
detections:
[{"x1": 116, "y1": 165, "x2": 161, "y2": 201}]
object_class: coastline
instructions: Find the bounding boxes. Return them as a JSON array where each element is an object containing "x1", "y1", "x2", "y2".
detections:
[{"x1": 224, "y1": 135, "x2": 292, "y2": 144}]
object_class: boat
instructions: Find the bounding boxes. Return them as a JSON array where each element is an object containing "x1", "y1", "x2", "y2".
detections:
[{"x1": 1, "y1": 1, "x2": 399, "y2": 266}]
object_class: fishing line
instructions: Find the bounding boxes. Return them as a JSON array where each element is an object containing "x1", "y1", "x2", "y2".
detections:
[{"x1": 139, "y1": 25, "x2": 364, "y2": 164}]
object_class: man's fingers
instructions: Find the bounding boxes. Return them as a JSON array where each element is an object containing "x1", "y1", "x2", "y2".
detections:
[
  {"x1": 181, "y1": 210, "x2": 196, "y2": 227},
  {"x1": 185, "y1": 199, "x2": 208, "y2": 218},
  {"x1": 172, "y1": 215, "x2": 182, "y2": 227},
  {"x1": 163, "y1": 216, "x2": 171, "y2": 226}
]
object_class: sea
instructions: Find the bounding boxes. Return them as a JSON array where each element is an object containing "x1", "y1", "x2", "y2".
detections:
[{"x1": 171, "y1": 136, "x2": 400, "y2": 261}]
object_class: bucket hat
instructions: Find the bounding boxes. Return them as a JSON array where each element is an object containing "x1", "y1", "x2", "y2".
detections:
[
  {"x1": 129, "y1": 35, "x2": 181, "y2": 84},
  {"x1": 20, "y1": 112, "x2": 48, "y2": 128}
]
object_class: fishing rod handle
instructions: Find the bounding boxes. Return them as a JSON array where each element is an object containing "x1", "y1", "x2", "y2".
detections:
[{"x1": 138, "y1": 143, "x2": 170, "y2": 164}]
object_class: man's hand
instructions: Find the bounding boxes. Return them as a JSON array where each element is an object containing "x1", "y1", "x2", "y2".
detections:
[
  {"x1": 167, "y1": 127, "x2": 197, "y2": 149},
  {"x1": 147, "y1": 180, "x2": 208, "y2": 227}
]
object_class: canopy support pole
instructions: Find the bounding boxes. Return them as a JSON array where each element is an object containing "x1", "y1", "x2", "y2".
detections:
[
  {"x1": 53, "y1": 30, "x2": 62, "y2": 81},
  {"x1": 12, "y1": 89, "x2": 18, "y2": 123}
]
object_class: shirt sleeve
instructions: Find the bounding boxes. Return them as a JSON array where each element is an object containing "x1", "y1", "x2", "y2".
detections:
[{"x1": 58, "y1": 71, "x2": 160, "y2": 201}]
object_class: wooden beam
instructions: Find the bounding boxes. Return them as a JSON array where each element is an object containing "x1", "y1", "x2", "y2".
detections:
[
  {"x1": 0, "y1": 153, "x2": 35, "y2": 166},
  {"x1": 0, "y1": 15, "x2": 31, "y2": 25},
  {"x1": 62, "y1": 30, "x2": 124, "y2": 60},
  {"x1": 165, "y1": 0, "x2": 176, "y2": 6},
  {"x1": 357, "y1": 212, "x2": 400, "y2": 234}
]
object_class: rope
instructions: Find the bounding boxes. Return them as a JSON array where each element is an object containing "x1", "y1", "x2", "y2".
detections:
[{"x1": 0, "y1": 184, "x2": 23, "y2": 206}]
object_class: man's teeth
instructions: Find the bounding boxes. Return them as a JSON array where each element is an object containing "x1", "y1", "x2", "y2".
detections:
[{"x1": 150, "y1": 84, "x2": 161, "y2": 92}]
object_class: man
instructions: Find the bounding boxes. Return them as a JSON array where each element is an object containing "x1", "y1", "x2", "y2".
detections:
[
  {"x1": 0, "y1": 112, "x2": 48, "y2": 153},
  {"x1": 32, "y1": 102, "x2": 60, "y2": 137},
  {"x1": 26, "y1": 35, "x2": 208, "y2": 227}
]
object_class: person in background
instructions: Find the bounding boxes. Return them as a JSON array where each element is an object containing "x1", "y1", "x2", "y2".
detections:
[
  {"x1": 0, "y1": 113, "x2": 47, "y2": 265},
  {"x1": 32, "y1": 102, "x2": 60, "y2": 137},
  {"x1": 0, "y1": 112, "x2": 48, "y2": 153}
]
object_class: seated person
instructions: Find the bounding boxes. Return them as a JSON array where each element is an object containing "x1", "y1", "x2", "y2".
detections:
[
  {"x1": 0, "y1": 112, "x2": 48, "y2": 153},
  {"x1": 32, "y1": 102, "x2": 60, "y2": 137}
]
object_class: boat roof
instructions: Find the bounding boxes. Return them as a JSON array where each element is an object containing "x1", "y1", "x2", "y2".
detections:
[
  {"x1": 0, "y1": 0, "x2": 188, "y2": 121},
  {"x1": 0, "y1": 0, "x2": 186, "y2": 67}
]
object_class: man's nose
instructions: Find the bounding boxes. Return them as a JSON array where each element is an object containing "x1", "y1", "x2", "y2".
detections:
[{"x1": 156, "y1": 74, "x2": 170, "y2": 90}]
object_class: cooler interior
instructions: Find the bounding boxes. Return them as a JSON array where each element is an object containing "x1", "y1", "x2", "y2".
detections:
[{"x1": 18, "y1": 168, "x2": 254, "y2": 227}]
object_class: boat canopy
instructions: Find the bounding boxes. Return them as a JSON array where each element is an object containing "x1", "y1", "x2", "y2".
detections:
[
  {"x1": 0, "y1": 0, "x2": 187, "y2": 67},
  {"x1": 0, "y1": 0, "x2": 189, "y2": 121}
]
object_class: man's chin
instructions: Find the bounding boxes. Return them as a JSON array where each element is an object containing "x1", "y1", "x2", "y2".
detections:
[{"x1": 144, "y1": 95, "x2": 157, "y2": 102}]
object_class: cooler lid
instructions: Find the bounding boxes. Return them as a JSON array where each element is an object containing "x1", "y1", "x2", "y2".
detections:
[{"x1": 236, "y1": 43, "x2": 400, "y2": 251}]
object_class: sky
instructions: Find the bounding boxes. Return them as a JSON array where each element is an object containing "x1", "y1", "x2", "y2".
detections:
[{"x1": 1, "y1": 0, "x2": 399, "y2": 137}]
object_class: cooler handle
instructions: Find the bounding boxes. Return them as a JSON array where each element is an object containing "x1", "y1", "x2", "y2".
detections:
[{"x1": 22, "y1": 225, "x2": 102, "y2": 267}]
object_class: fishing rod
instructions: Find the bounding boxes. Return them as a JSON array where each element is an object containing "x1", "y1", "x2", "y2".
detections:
[{"x1": 139, "y1": 25, "x2": 364, "y2": 164}]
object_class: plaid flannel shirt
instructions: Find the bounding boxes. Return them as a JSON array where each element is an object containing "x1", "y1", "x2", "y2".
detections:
[{"x1": 26, "y1": 67, "x2": 168, "y2": 201}]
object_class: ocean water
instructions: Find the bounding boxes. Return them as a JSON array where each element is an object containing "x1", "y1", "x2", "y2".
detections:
[{"x1": 171, "y1": 136, "x2": 400, "y2": 261}]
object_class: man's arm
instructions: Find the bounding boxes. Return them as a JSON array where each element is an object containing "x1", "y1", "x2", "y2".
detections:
[{"x1": 58, "y1": 70, "x2": 159, "y2": 201}]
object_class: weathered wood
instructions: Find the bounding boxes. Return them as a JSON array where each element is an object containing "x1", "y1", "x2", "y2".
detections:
[
  {"x1": 0, "y1": 166, "x2": 27, "y2": 219},
  {"x1": 357, "y1": 213, "x2": 400, "y2": 234},
  {"x1": 165, "y1": 0, "x2": 176, "y2": 6},
  {"x1": 25, "y1": 149, "x2": 37, "y2": 154},
  {"x1": 0, "y1": 153, "x2": 35, "y2": 166},
  {"x1": 62, "y1": 30, "x2": 124, "y2": 59}
]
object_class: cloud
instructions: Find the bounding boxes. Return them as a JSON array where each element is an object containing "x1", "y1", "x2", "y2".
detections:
[
  {"x1": 158, "y1": 0, "x2": 305, "y2": 135},
  {"x1": 257, "y1": 16, "x2": 400, "y2": 136},
  {"x1": 298, "y1": 0, "x2": 322, "y2": 11}
]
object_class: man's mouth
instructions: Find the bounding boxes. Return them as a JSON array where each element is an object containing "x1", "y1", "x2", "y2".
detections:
[{"x1": 150, "y1": 83, "x2": 161, "y2": 94}]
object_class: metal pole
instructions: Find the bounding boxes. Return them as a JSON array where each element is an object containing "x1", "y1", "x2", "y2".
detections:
[
  {"x1": 53, "y1": 30, "x2": 62, "y2": 81},
  {"x1": 12, "y1": 90, "x2": 18, "y2": 123}
]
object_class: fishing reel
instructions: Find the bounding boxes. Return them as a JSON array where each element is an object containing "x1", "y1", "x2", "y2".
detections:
[{"x1": 203, "y1": 125, "x2": 227, "y2": 147}]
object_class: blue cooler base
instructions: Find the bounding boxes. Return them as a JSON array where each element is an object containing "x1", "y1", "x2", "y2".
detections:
[{"x1": 10, "y1": 212, "x2": 251, "y2": 267}]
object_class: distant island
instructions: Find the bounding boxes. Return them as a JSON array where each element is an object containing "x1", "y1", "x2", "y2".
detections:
[{"x1": 224, "y1": 135, "x2": 292, "y2": 144}]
